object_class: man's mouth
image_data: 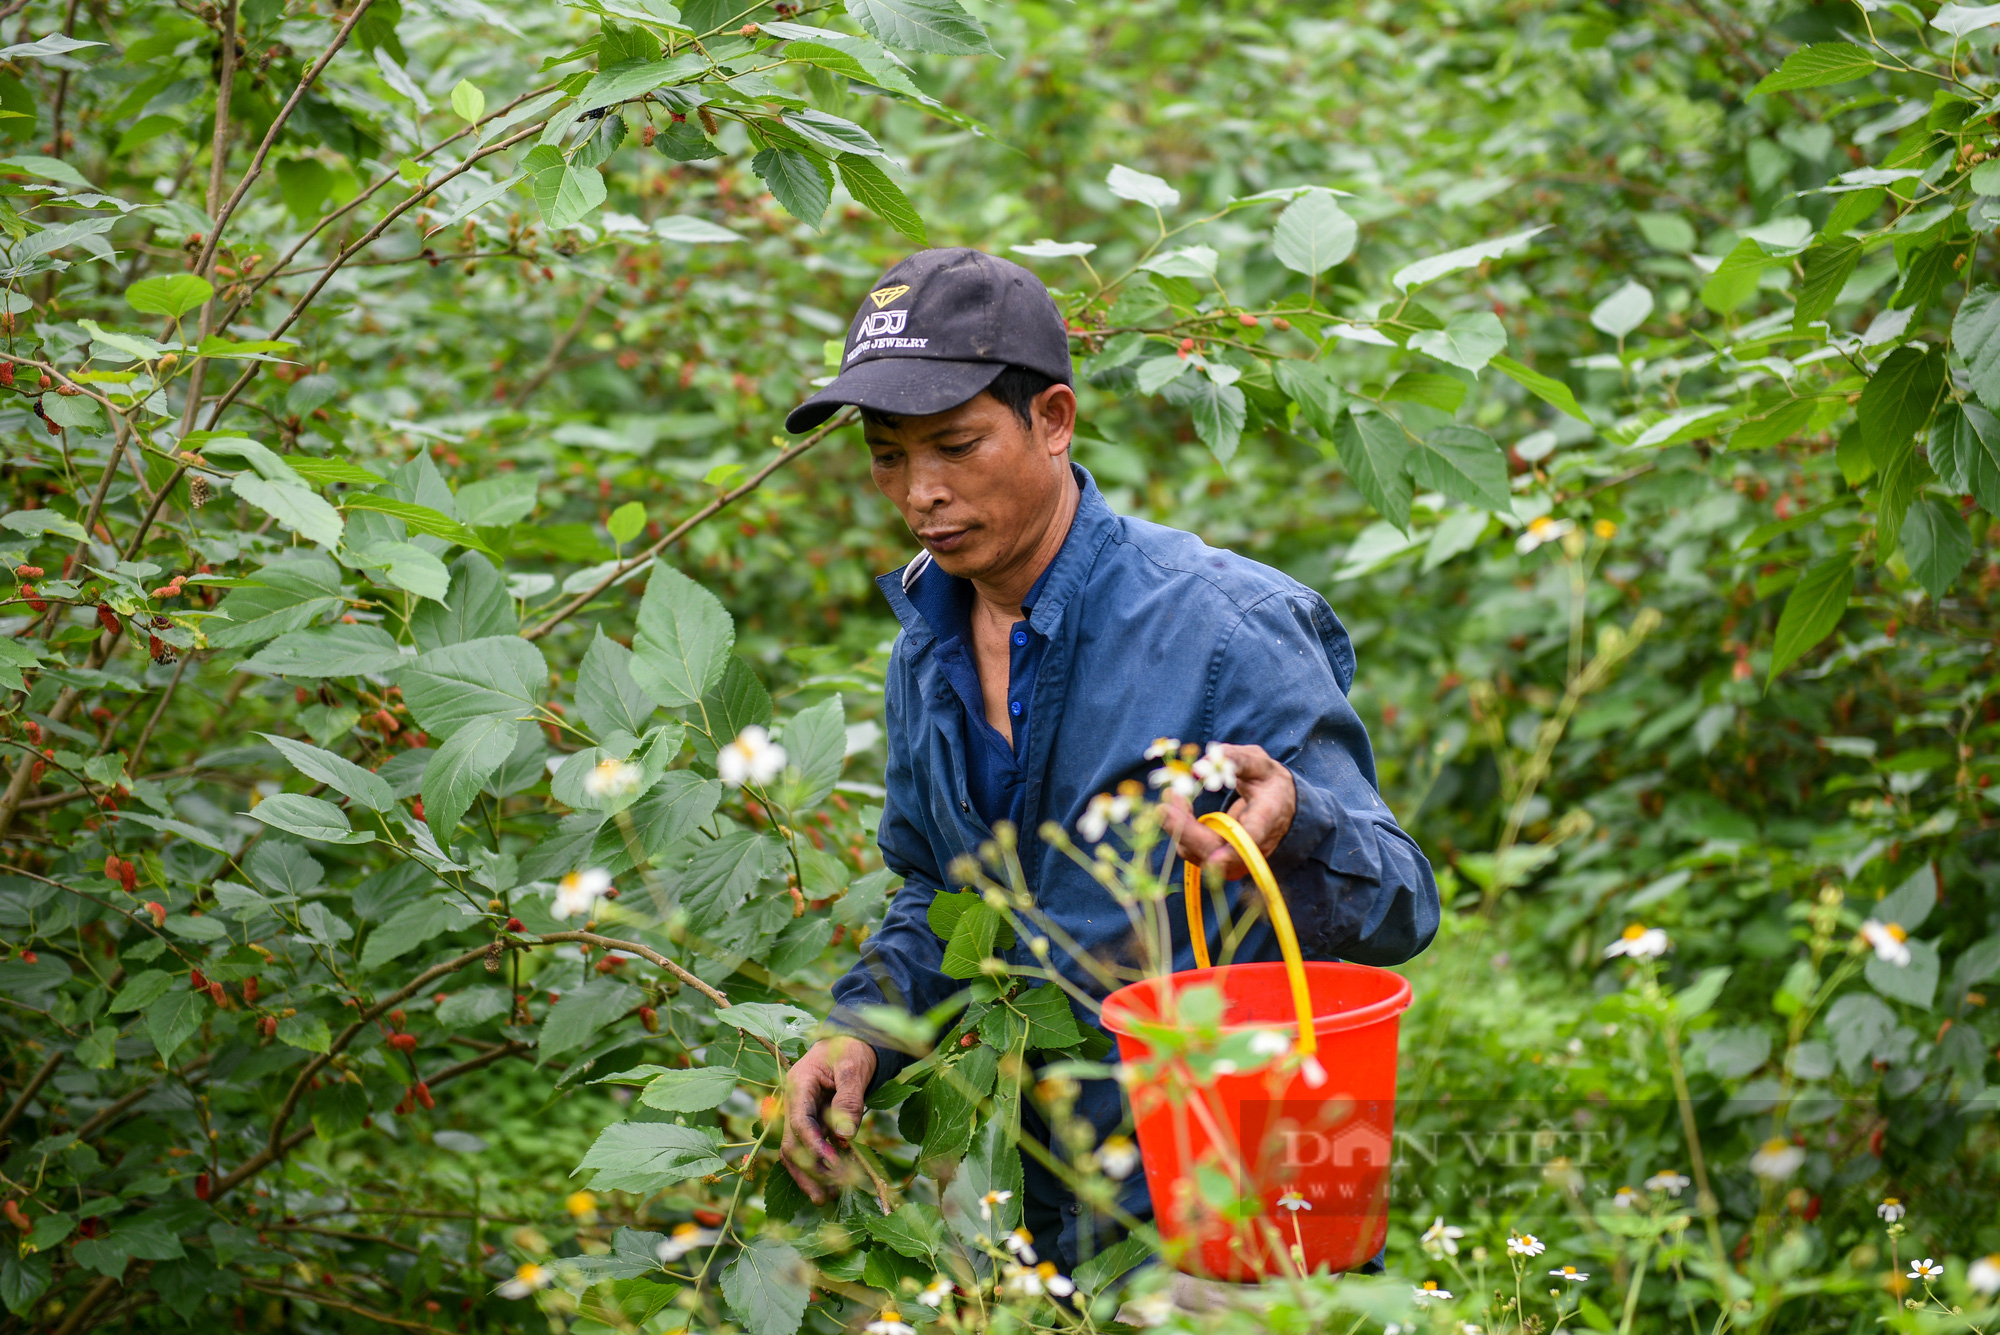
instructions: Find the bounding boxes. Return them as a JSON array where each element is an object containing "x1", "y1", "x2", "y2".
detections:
[{"x1": 917, "y1": 527, "x2": 970, "y2": 552}]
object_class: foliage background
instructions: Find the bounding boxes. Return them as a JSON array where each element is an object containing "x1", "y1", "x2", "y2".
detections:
[{"x1": 2, "y1": 0, "x2": 1999, "y2": 1331}]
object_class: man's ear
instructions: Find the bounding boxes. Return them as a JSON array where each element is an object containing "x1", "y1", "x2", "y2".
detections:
[{"x1": 1033, "y1": 383, "x2": 1078, "y2": 459}]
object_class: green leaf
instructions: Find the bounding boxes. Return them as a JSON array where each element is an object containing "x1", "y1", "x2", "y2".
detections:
[
  {"x1": 941, "y1": 899, "x2": 1007, "y2": 979},
  {"x1": 1012, "y1": 982, "x2": 1083, "y2": 1048},
  {"x1": 1867, "y1": 938, "x2": 1940, "y2": 1009},
  {"x1": 1901, "y1": 497, "x2": 1972, "y2": 599},
  {"x1": 1795, "y1": 239, "x2": 1861, "y2": 330},
  {"x1": 248, "y1": 792, "x2": 374, "y2": 844},
  {"x1": 1408, "y1": 425, "x2": 1512, "y2": 511},
  {"x1": 240, "y1": 623, "x2": 407, "y2": 678},
  {"x1": 1857, "y1": 346, "x2": 1946, "y2": 469},
  {"x1": 1333, "y1": 411, "x2": 1415, "y2": 532},
  {"x1": 637, "y1": 1065, "x2": 741, "y2": 1111},
  {"x1": 751, "y1": 147, "x2": 832, "y2": 226},
  {"x1": 351, "y1": 540, "x2": 451, "y2": 601},
  {"x1": 1699, "y1": 238, "x2": 1774, "y2": 314},
  {"x1": 109, "y1": 969, "x2": 174, "y2": 1013},
  {"x1": 1273, "y1": 358, "x2": 1346, "y2": 437},
  {"x1": 1489, "y1": 354, "x2": 1586, "y2": 421},
  {"x1": 780, "y1": 694, "x2": 845, "y2": 808},
  {"x1": 607, "y1": 501, "x2": 647, "y2": 545},
  {"x1": 1391, "y1": 225, "x2": 1545, "y2": 290},
  {"x1": 278, "y1": 1012, "x2": 332, "y2": 1053},
  {"x1": 713, "y1": 1002, "x2": 818, "y2": 1045},
  {"x1": 1164, "y1": 371, "x2": 1247, "y2": 466},
  {"x1": 577, "y1": 629, "x2": 657, "y2": 739},
  {"x1": 0, "y1": 509, "x2": 87, "y2": 543},
  {"x1": 233, "y1": 476, "x2": 345, "y2": 549},
  {"x1": 690, "y1": 656, "x2": 772, "y2": 764},
  {"x1": 311, "y1": 1079, "x2": 369, "y2": 1141},
  {"x1": 579, "y1": 1122, "x2": 727, "y2": 1192},
  {"x1": 283, "y1": 456, "x2": 380, "y2": 486},
  {"x1": 124, "y1": 273, "x2": 213, "y2": 318},
  {"x1": 579, "y1": 54, "x2": 706, "y2": 112},
  {"x1": 679, "y1": 830, "x2": 776, "y2": 932},
  {"x1": 209, "y1": 553, "x2": 345, "y2": 649},
  {"x1": 3, "y1": 1253, "x2": 53, "y2": 1317},
  {"x1": 835, "y1": 154, "x2": 928, "y2": 244},
  {"x1": 1752, "y1": 42, "x2": 1876, "y2": 94},
  {"x1": 627, "y1": 770, "x2": 722, "y2": 863},
  {"x1": 846, "y1": 0, "x2": 995, "y2": 55},
  {"x1": 341, "y1": 493, "x2": 496, "y2": 554},
  {"x1": 1931, "y1": 401, "x2": 2000, "y2": 512},
  {"x1": 359, "y1": 897, "x2": 467, "y2": 970},
  {"x1": 1873, "y1": 424, "x2": 1933, "y2": 560},
  {"x1": 450, "y1": 78, "x2": 485, "y2": 122},
  {"x1": 1271, "y1": 188, "x2": 1356, "y2": 274},
  {"x1": 1728, "y1": 396, "x2": 1817, "y2": 452},
  {"x1": 863, "y1": 1202, "x2": 945, "y2": 1259},
  {"x1": 1768, "y1": 556, "x2": 1853, "y2": 683},
  {"x1": 410, "y1": 551, "x2": 515, "y2": 650},
  {"x1": 1588, "y1": 280, "x2": 1653, "y2": 339},
  {"x1": 1952, "y1": 285, "x2": 2000, "y2": 411},
  {"x1": 259, "y1": 733, "x2": 395, "y2": 812},
  {"x1": 630, "y1": 563, "x2": 735, "y2": 709},
  {"x1": 541, "y1": 978, "x2": 642, "y2": 1059},
  {"x1": 143, "y1": 989, "x2": 205, "y2": 1059},
  {"x1": 1671, "y1": 966, "x2": 1730, "y2": 1019},
  {"x1": 1408, "y1": 310, "x2": 1507, "y2": 371},
  {"x1": 421, "y1": 714, "x2": 523, "y2": 844},
  {"x1": 399, "y1": 635, "x2": 548, "y2": 738}
]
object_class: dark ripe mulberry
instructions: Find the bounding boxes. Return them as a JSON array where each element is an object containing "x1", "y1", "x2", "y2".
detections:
[
  {"x1": 96, "y1": 604, "x2": 118, "y2": 634},
  {"x1": 152, "y1": 614, "x2": 171, "y2": 629}
]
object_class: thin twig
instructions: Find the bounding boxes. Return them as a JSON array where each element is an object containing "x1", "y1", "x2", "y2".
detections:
[
  {"x1": 127, "y1": 652, "x2": 191, "y2": 773},
  {"x1": 522, "y1": 412, "x2": 851, "y2": 641},
  {"x1": 510, "y1": 270, "x2": 617, "y2": 408},
  {"x1": 0, "y1": 1048, "x2": 64, "y2": 1147}
]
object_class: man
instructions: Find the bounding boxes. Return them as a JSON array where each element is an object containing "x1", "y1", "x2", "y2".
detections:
[{"x1": 780, "y1": 247, "x2": 1438, "y2": 1270}]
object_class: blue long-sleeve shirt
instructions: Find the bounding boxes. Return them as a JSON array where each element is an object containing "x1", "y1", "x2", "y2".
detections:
[{"x1": 831, "y1": 465, "x2": 1438, "y2": 1261}]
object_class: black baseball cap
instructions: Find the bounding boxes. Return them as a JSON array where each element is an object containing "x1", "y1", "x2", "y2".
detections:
[{"x1": 785, "y1": 247, "x2": 1073, "y2": 433}]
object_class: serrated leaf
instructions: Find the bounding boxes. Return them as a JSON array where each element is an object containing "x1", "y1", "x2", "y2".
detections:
[
  {"x1": 258, "y1": 733, "x2": 395, "y2": 812},
  {"x1": 541, "y1": 979, "x2": 641, "y2": 1058},
  {"x1": 780, "y1": 694, "x2": 845, "y2": 808},
  {"x1": 1930, "y1": 401, "x2": 2000, "y2": 512},
  {"x1": 399, "y1": 635, "x2": 548, "y2": 738},
  {"x1": 1490, "y1": 353, "x2": 1587, "y2": 421},
  {"x1": 1106, "y1": 163, "x2": 1179, "y2": 209},
  {"x1": 143, "y1": 990, "x2": 205, "y2": 1059},
  {"x1": 450, "y1": 79, "x2": 485, "y2": 122},
  {"x1": 1409, "y1": 310, "x2": 1507, "y2": 371},
  {"x1": 124, "y1": 273, "x2": 213, "y2": 318},
  {"x1": 1858, "y1": 346, "x2": 1946, "y2": 469},
  {"x1": 630, "y1": 563, "x2": 734, "y2": 708},
  {"x1": 1012, "y1": 982, "x2": 1083, "y2": 1048},
  {"x1": 1768, "y1": 556, "x2": 1853, "y2": 683},
  {"x1": 1333, "y1": 411, "x2": 1415, "y2": 531},
  {"x1": 1795, "y1": 239, "x2": 1860, "y2": 329},
  {"x1": 578, "y1": 1122, "x2": 727, "y2": 1192},
  {"x1": 1272, "y1": 188, "x2": 1356, "y2": 274},
  {"x1": 1392, "y1": 225, "x2": 1545, "y2": 290},
  {"x1": 358, "y1": 897, "x2": 467, "y2": 970},
  {"x1": 350, "y1": 539, "x2": 451, "y2": 602},
  {"x1": 340, "y1": 493, "x2": 495, "y2": 554},
  {"x1": 846, "y1": 0, "x2": 994, "y2": 56},
  {"x1": 638, "y1": 1065, "x2": 741, "y2": 1111},
  {"x1": 248, "y1": 792, "x2": 374, "y2": 844},
  {"x1": 1588, "y1": 281, "x2": 1653, "y2": 339},
  {"x1": 277, "y1": 1012, "x2": 332, "y2": 1053},
  {"x1": 721, "y1": 1238, "x2": 811, "y2": 1335},
  {"x1": 233, "y1": 476, "x2": 344, "y2": 549},
  {"x1": 1901, "y1": 498, "x2": 1972, "y2": 600},
  {"x1": 835, "y1": 154, "x2": 927, "y2": 244},
  {"x1": 240, "y1": 623, "x2": 406, "y2": 678},
  {"x1": 1273, "y1": 358, "x2": 1346, "y2": 437},
  {"x1": 1751, "y1": 42, "x2": 1876, "y2": 94},
  {"x1": 577, "y1": 629, "x2": 656, "y2": 739},
  {"x1": 1952, "y1": 286, "x2": 2000, "y2": 411},
  {"x1": 420, "y1": 715, "x2": 522, "y2": 845},
  {"x1": 679, "y1": 830, "x2": 775, "y2": 931},
  {"x1": 1408, "y1": 425, "x2": 1512, "y2": 511},
  {"x1": 751, "y1": 147, "x2": 832, "y2": 226},
  {"x1": 1163, "y1": 371, "x2": 1247, "y2": 466}
]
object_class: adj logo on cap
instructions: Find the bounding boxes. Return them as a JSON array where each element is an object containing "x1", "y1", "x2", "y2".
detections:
[
  {"x1": 867, "y1": 284, "x2": 911, "y2": 308},
  {"x1": 860, "y1": 308, "x2": 908, "y2": 337}
]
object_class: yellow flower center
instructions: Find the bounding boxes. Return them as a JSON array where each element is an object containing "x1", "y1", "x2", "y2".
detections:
[
  {"x1": 1529, "y1": 516, "x2": 1555, "y2": 535},
  {"x1": 1422, "y1": 1280, "x2": 1441, "y2": 1291},
  {"x1": 1622, "y1": 924, "x2": 1646, "y2": 941},
  {"x1": 1885, "y1": 922, "x2": 1907, "y2": 942}
]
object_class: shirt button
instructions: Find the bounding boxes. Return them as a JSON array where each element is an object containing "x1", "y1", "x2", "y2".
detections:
[
  {"x1": 1009, "y1": 700, "x2": 1023, "y2": 717},
  {"x1": 1013, "y1": 630, "x2": 1028, "y2": 647},
  {"x1": 960, "y1": 799, "x2": 970, "y2": 812}
]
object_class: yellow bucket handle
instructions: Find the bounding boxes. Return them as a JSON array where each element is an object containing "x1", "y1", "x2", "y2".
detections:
[{"x1": 1181, "y1": 810, "x2": 1318, "y2": 1055}]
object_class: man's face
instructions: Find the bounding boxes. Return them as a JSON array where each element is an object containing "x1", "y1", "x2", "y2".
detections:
[{"x1": 863, "y1": 385, "x2": 1076, "y2": 583}]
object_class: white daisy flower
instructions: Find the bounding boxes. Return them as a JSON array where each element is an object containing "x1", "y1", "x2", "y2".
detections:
[
  {"x1": 866, "y1": 1309, "x2": 916, "y2": 1335},
  {"x1": 498, "y1": 1262, "x2": 551, "y2": 1299},
  {"x1": 1644, "y1": 1172, "x2": 1690, "y2": 1196},
  {"x1": 918, "y1": 1278, "x2": 953, "y2": 1307},
  {"x1": 655, "y1": 1222, "x2": 721, "y2": 1262},
  {"x1": 1749, "y1": 1138, "x2": 1805, "y2": 1181},
  {"x1": 1097, "y1": 1135, "x2": 1139, "y2": 1180},
  {"x1": 1041, "y1": 1263, "x2": 1075, "y2": 1297},
  {"x1": 1191, "y1": 742, "x2": 1238, "y2": 792},
  {"x1": 717, "y1": 724, "x2": 786, "y2": 787},
  {"x1": 1004, "y1": 1227, "x2": 1037, "y2": 1264},
  {"x1": 1276, "y1": 1189, "x2": 1311, "y2": 1212},
  {"x1": 1968, "y1": 1254, "x2": 2000, "y2": 1296},
  {"x1": 583, "y1": 757, "x2": 642, "y2": 798},
  {"x1": 978, "y1": 1189, "x2": 1012, "y2": 1222},
  {"x1": 1248, "y1": 1030, "x2": 1291, "y2": 1059},
  {"x1": 1413, "y1": 1280, "x2": 1453, "y2": 1304},
  {"x1": 1860, "y1": 919, "x2": 1911, "y2": 967},
  {"x1": 1148, "y1": 756, "x2": 1202, "y2": 800},
  {"x1": 1078, "y1": 790, "x2": 1132, "y2": 842},
  {"x1": 1516, "y1": 515, "x2": 1576, "y2": 554},
  {"x1": 1612, "y1": 1186, "x2": 1639, "y2": 1209},
  {"x1": 1548, "y1": 1265, "x2": 1589, "y2": 1283},
  {"x1": 1143, "y1": 737, "x2": 1179, "y2": 761},
  {"x1": 1876, "y1": 1197, "x2": 1905, "y2": 1223},
  {"x1": 1422, "y1": 1217, "x2": 1465, "y2": 1257},
  {"x1": 1508, "y1": 1233, "x2": 1545, "y2": 1257},
  {"x1": 1603, "y1": 923, "x2": 1671, "y2": 960},
  {"x1": 1908, "y1": 1258, "x2": 1944, "y2": 1281},
  {"x1": 553, "y1": 867, "x2": 613, "y2": 918}
]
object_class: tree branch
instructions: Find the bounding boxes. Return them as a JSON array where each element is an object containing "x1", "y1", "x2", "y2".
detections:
[
  {"x1": 0, "y1": 1047, "x2": 64, "y2": 1148},
  {"x1": 521, "y1": 412, "x2": 851, "y2": 641}
]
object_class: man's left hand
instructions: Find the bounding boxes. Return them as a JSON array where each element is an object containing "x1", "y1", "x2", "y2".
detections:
[{"x1": 1160, "y1": 743, "x2": 1296, "y2": 880}]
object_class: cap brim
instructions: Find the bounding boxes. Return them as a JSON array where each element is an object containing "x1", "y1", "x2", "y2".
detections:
[{"x1": 785, "y1": 358, "x2": 1007, "y2": 434}]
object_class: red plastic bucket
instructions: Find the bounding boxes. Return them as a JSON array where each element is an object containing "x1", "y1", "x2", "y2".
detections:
[{"x1": 1097, "y1": 814, "x2": 1412, "y2": 1280}]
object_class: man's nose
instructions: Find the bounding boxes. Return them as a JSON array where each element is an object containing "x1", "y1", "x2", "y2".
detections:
[{"x1": 905, "y1": 455, "x2": 952, "y2": 510}]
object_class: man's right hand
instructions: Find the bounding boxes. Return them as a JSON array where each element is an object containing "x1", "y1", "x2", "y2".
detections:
[{"x1": 782, "y1": 1036, "x2": 878, "y2": 1205}]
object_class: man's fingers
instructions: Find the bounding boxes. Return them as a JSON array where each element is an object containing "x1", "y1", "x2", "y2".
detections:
[
  {"x1": 783, "y1": 1155, "x2": 830, "y2": 1206},
  {"x1": 785, "y1": 1065, "x2": 842, "y2": 1169}
]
